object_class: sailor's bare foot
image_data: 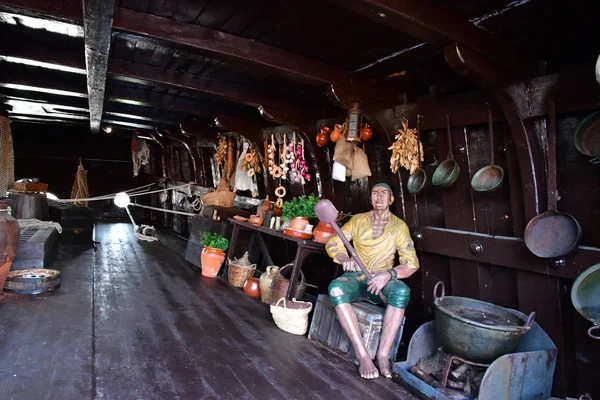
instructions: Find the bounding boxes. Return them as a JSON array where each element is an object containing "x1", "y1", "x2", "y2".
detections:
[
  {"x1": 376, "y1": 353, "x2": 393, "y2": 379},
  {"x1": 358, "y1": 355, "x2": 379, "y2": 379}
]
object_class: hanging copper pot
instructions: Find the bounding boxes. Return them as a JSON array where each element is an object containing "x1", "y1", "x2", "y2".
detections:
[{"x1": 360, "y1": 123, "x2": 373, "y2": 141}]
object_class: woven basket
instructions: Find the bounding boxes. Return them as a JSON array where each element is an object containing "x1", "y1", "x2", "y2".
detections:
[
  {"x1": 228, "y1": 263, "x2": 256, "y2": 288},
  {"x1": 202, "y1": 178, "x2": 235, "y2": 208},
  {"x1": 270, "y1": 263, "x2": 306, "y2": 302},
  {"x1": 270, "y1": 298, "x2": 313, "y2": 335}
]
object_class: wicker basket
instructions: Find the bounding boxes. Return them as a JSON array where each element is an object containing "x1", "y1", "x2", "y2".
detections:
[
  {"x1": 228, "y1": 263, "x2": 256, "y2": 288},
  {"x1": 202, "y1": 178, "x2": 235, "y2": 208},
  {"x1": 270, "y1": 263, "x2": 306, "y2": 302},
  {"x1": 270, "y1": 298, "x2": 313, "y2": 335}
]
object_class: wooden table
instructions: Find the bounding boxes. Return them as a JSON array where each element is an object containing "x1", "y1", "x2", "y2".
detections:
[{"x1": 225, "y1": 218, "x2": 326, "y2": 299}]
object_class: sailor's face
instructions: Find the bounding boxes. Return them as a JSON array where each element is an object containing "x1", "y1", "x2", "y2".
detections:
[{"x1": 371, "y1": 187, "x2": 393, "y2": 211}]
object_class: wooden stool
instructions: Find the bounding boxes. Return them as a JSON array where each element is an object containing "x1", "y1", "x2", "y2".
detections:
[{"x1": 308, "y1": 294, "x2": 405, "y2": 364}]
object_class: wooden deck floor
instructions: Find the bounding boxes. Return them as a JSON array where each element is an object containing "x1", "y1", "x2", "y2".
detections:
[{"x1": 0, "y1": 223, "x2": 417, "y2": 399}]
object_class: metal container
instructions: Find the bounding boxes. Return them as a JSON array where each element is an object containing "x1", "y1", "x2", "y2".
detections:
[
  {"x1": 394, "y1": 319, "x2": 557, "y2": 400},
  {"x1": 433, "y1": 282, "x2": 535, "y2": 363},
  {"x1": 432, "y1": 114, "x2": 460, "y2": 188},
  {"x1": 571, "y1": 263, "x2": 600, "y2": 339}
]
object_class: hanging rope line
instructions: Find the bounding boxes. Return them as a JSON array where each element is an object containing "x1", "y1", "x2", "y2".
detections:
[
  {"x1": 56, "y1": 182, "x2": 192, "y2": 203},
  {"x1": 128, "y1": 202, "x2": 198, "y2": 217},
  {"x1": 55, "y1": 182, "x2": 156, "y2": 202}
]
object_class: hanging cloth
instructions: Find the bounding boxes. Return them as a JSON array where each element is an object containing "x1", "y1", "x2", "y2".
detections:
[
  {"x1": 70, "y1": 158, "x2": 90, "y2": 207},
  {"x1": 0, "y1": 115, "x2": 15, "y2": 196},
  {"x1": 234, "y1": 142, "x2": 257, "y2": 193},
  {"x1": 132, "y1": 137, "x2": 150, "y2": 177}
]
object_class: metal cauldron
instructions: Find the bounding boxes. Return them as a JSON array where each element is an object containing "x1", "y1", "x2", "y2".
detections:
[
  {"x1": 433, "y1": 281, "x2": 535, "y2": 363},
  {"x1": 571, "y1": 263, "x2": 600, "y2": 340}
]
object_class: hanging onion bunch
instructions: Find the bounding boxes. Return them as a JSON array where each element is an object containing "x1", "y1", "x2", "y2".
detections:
[
  {"x1": 242, "y1": 146, "x2": 262, "y2": 175},
  {"x1": 389, "y1": 119, "x2": 423, "y2": 174},
  {"x1": 215, "y1": 134, "x2": 228, "y2": 168}
]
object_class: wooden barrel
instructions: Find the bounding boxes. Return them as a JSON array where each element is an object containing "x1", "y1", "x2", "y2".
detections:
[{"x1": 9, "y1": 192, "x2": 49, "y2": 220}]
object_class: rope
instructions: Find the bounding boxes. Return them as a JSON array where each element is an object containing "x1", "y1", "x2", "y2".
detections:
[
  {"x1": 56, "y1": 183, "x2": 192, "y2": 203},
  {"x1": 129, "y1": 202, "x2": 198, "y2": 217},
  {"x1": 55, "y1": 182, "x2": 156, "y2": 202}
]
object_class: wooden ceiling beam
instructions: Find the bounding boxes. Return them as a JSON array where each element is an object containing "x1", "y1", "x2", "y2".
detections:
[
  {"x1": 325, "y1": 0, "x2": 533, "y2": 77},
  {"x1": 108, "y1": 59, "x2": 314, "y2": 116},
  {"x1": 0, "y1": 0, "x2": 81, "y2": 23},
  {"x1": 0, "y1": 0, "x2": 398, "y2": 109},
  {"x1": 0, "y1": 36, "x2": 310, "y2": 118},
  {"x1": 112, "y1": 7, "x2": 398, "y2": 108},
  {"x1": 82, "y1": 0, "x2": 116, "y2": 133}
]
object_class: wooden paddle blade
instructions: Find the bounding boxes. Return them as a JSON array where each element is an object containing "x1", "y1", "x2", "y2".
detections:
[{"x1": 314, "y1": 199, "x2": 339, "y2": 224}]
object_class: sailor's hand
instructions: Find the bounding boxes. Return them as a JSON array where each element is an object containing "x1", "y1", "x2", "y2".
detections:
[
  {"x1": 336, "y1": 254, "x2": 359, "y2": 272},
  {"x1": 367, "y1": 272, "x2": 391, "y2": 296}
]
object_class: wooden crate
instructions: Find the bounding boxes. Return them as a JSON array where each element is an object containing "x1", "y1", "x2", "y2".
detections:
[
  {"x1": 48, "y1": 200, "x2": 95, "y2": 246},
  {"x1": 12, "y1": 228, "x2": 59, "y2": 270},
  {"x1": 308, "y1": 294, "x2": 404, "y2": 363},
  {"x1": 8, "y1": 182, "x2": 48, "y2": 193}
]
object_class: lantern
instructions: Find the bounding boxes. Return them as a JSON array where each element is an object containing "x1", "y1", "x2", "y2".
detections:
[{"x1": 346, "y1": 101, "x2": 362, "y2": 143}]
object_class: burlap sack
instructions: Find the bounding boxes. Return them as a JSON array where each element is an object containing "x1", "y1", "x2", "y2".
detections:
[
  {"x1": 351, "y1": 146, "x2": 372, "y2": 181},
  {"x1": 332, "y1": 134, "x2": 354, "y2": 170}
]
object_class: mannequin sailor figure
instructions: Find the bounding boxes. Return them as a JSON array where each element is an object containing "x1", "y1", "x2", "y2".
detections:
[{"x1": 326, "y1": 183, "x2": 419, "y2": 379}]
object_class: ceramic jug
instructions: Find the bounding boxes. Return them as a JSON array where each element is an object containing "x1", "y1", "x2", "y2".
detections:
[{"x1": 259, "y1": 265, "x2": 280, "y2": 304}]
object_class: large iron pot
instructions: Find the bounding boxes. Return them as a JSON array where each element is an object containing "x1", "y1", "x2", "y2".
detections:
[
  {"x1": 433, "y1": 281, "x2": 535, "y2": 363},
  {"x1": 571, "y1": 263, "x2": 600, "y2": 339}
]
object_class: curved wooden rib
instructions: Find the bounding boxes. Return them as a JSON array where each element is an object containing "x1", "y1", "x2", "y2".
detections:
[{"x1": 444, "y1": 42, "x2": 543, "y2": 223}]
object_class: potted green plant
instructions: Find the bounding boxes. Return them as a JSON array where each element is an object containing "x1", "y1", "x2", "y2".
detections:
[
  {"x1": 282, "y1": 194, "x2": 320, "y2": 236},
  {"x1": 200, "y1": 232, "x2": 230, "y2": 278}
]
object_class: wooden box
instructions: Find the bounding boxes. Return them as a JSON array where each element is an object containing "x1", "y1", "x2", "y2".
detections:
[
  {"x1": 8, "y1": 182, "x2": 48, "y2": 193},
  {"x1": 12, "y1": 228, "x2": 59, "y2": 270},
  {"x1": 308, "y1": 294, "x2": 404, "y2": 363},
  {"x1": 48, "y1": 200, "x2": 95, "y2": 246}
]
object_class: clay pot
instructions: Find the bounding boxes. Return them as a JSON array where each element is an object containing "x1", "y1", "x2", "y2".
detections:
[
  {"x1": 316, "y1": 126, "x2": 330, "y2": 147},
  {"x1": 0, "y1": 201, "x2": 20, "y2": 291},
  {"x1": 360, "y1": 123, "x2": 373, "y2": 141},
  {"x1": 259, "y1": 265, "x2": 280, "y2": 304},
  {"x1": 289, "y1": 216, "x2": 309, "y2": 231},
  {"x1": 243, "y1": 277, "x2": 261, "y2": 298},
  {"x1": 316, "y1": 133, "x2": 329, "y2": 147},
  {"x1": 313, "y1": 222, "x2": 335, "y2": 244},
  {"x1": 249, "y1": 214, "x2": 263, "y2": 226},
  {"x1": 200, "y1": 246, "x2": 226, "y2": 278},
  {"x1": 330, "y1": 124, "x2": 343, "y2": 142}
]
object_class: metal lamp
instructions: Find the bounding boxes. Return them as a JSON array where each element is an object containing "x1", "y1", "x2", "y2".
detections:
[{"x1": 346, "y1": 101, "x2": 362, "y2": 142}]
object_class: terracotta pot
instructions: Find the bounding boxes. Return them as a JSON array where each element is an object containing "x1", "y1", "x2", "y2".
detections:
[
  {"x1": 289, "y1": 216, "x2": 309, "y2": 231},
  {"x1": 259, "y1": 266, "x2": 280, "y2": 304},
  {"x1": 330, "y1": 124, "x2": 343, "y2": 142},
  {"x1": 0, "y1": 201, "x2": 20, "y2": 292},
  {"x1": 360, "y1": 123, "x2": 373, "y2": 141},
  {"x1": 316, "y1": 131, "x2": 329, "y2": 147},
  {"x1": 313, "y1": 222, "x2": 336, "y2": 244},
  {"x1": 200, "y1": 246, "x2": 226, "y2": 278},
  {"x1": 243, "y1": 277, "x2": 261, "y2": 298},
  {"x1": 249, "y1": 215, "x2": 263, "y2": 226}
]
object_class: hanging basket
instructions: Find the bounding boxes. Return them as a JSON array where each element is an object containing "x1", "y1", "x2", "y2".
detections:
[
  {"x1": 228, "y1": 263, "x2": 256, "y2": 288},
  {"x1": 270, "y1": 298, "x2": 313, "y2": 335},
  {"x1": 202, "y1": 178, "x2": 235, "y2": 208},
  {"x1": 270, "y1": 263, "x2": 306, "y2": 302}
]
